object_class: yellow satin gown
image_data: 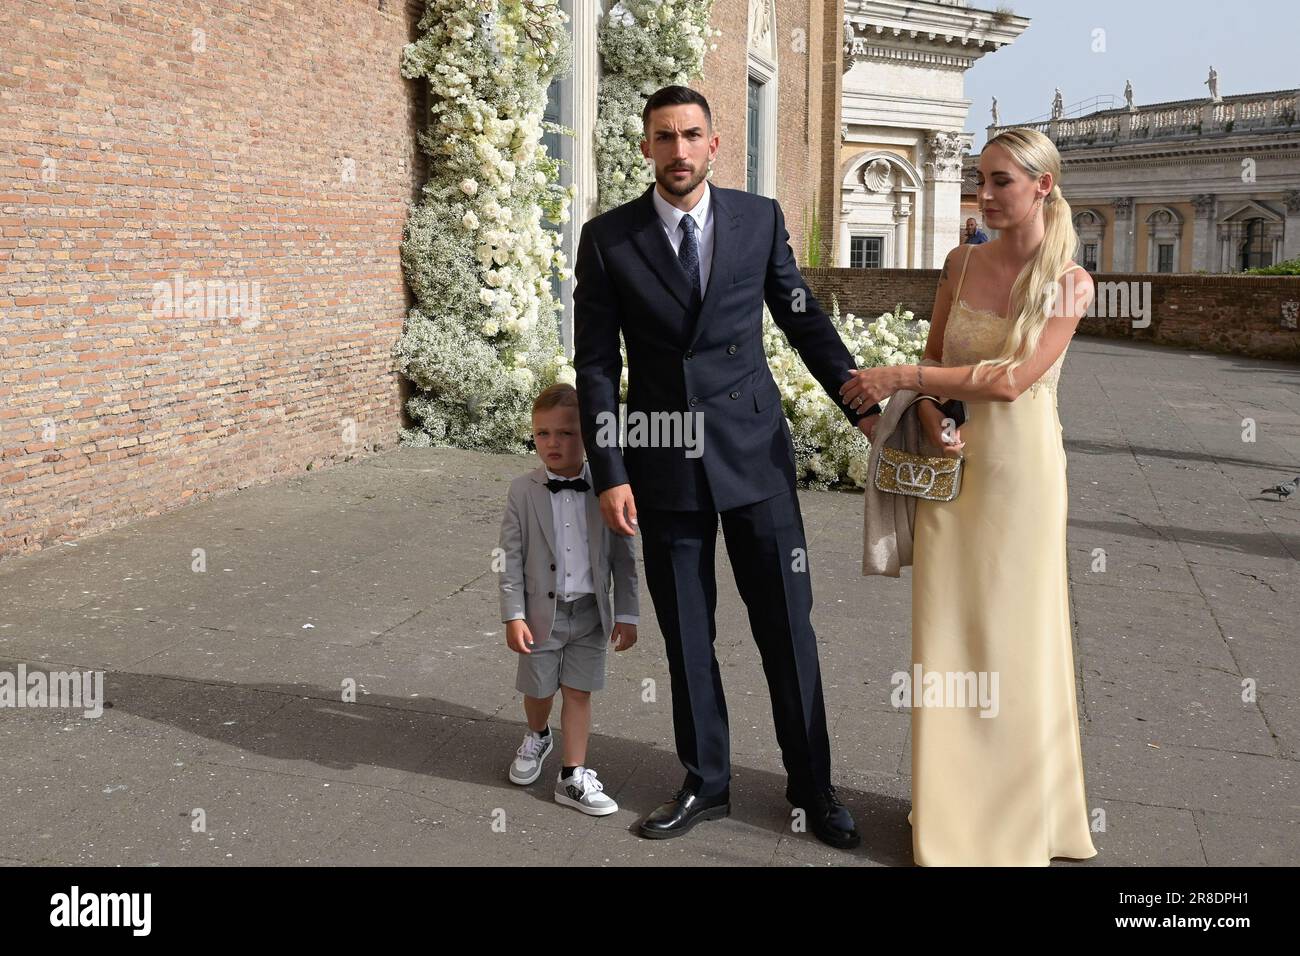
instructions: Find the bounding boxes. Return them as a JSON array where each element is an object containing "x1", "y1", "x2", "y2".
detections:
[{"x1": 907, "y1": 251, "x2": 1098, "y2": 866}]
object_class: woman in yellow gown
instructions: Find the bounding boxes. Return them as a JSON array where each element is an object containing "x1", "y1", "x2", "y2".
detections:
[{"x1": 840, "y1": 128, "x2": 1099, "y2": 866}]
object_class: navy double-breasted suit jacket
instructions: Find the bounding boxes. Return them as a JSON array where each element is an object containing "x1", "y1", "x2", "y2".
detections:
[{"x1": 573, "y1": 183, "x2": 879, "y2": 513}]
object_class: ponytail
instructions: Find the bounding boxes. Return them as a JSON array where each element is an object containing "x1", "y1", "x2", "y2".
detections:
[{"x1": 972, "y1": 130, "x2": 1078, "y2": 390}]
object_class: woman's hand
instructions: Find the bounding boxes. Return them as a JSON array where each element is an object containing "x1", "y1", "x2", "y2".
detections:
[
  {"x1": 918, "y1": 400, "x2": 964, "y2": 458},
  {"x1": 839, "y1": 366, "x2": 903, "y2": 412}
]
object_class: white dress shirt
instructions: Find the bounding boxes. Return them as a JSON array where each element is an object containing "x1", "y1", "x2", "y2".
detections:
[
  {"x1": 544, "y1": 460, "x2": 638, "y2": 625},
  {"x1": 652, "y1": 181, "x2": 714, "y2": 295}
]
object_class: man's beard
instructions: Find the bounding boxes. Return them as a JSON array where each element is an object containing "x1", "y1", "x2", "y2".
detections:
[{"x1": 656, "y1": 162, "x2": 708, "y2": 197}]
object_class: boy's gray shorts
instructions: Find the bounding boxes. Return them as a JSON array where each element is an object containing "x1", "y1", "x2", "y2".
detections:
[{"x1": 515, "y1": 593, "x2": 608, "y2": 698}]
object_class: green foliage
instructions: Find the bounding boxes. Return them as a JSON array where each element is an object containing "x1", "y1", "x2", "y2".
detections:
[
  {"x1": 804, "y1": 194, "x2": 822, "y2": 268},
  {"x1": 1246, "y1": 257, "x2": 1300, "y2": 275}
]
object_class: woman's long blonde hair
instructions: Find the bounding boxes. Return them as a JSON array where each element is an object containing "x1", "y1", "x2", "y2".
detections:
[{"x1": 973, "y1": 128, "x2": 1078, "y2": 387}]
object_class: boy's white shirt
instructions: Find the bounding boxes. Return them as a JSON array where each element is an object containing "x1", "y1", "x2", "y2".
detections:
[{"x1": 542, "y1": 459, "x2": 597, "y2": 604}]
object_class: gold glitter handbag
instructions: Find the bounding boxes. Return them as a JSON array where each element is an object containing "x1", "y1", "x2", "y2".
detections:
[{"x1": 873, "y1": 396, "x2": 963, "y2": 502}]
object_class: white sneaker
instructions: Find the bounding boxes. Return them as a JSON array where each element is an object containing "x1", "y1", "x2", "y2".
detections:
[
  {"x1": 554, "y1": 766, "x2": 618, "y2": 816},
  {"x1": 508, "y1": 727, "x2": 553, "y2": 785}
]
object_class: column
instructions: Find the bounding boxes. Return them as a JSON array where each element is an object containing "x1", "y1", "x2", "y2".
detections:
[
  {"x1": 561, "y1": 0, "x2": 599, "y2": 354},
  {"x1": 921, "y1": 130, "x2": 966, "y2": 268},
  {"x1": 1191, "y1": 194, "x2": 1216, "y2": 273},
  {"x1": 1284, "y1": 190, "x2": 1300, "y2": 263},
  {"x1": 894, "y1": 198, "x2": 911, "y2": 269},
  {"x1": 1111, "y1": 197, "x2": 1135, "y2": 272}
]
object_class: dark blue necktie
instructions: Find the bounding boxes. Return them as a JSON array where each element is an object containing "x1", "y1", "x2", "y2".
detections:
[{"x1": 678, "y1": 215, "x2": 701, "y2": 308}]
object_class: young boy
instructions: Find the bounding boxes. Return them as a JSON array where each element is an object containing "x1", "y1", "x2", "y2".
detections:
[{"x1": 498, "y1": 383, "x2": 639, "y2": 815}]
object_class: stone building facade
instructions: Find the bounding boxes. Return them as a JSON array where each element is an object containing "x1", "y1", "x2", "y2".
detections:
[
  {"x1": 836, "y1": 0, "x2": 1026, "y2": 268},
  {"x1": 967, "y1": 85, "x2": 1300, "y2": 273}
]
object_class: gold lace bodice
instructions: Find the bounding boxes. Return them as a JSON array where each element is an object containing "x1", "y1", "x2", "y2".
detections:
[
  {"x1": 941, "y1": 244, "x2": 1067, "y2": 400},
  {"x1": 943, "y1": 299, "x2": 1066, "y2": 400}
]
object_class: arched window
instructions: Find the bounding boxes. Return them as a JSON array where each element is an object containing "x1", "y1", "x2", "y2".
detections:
[
  {"x1": 1144, "y1": 207, "x2": 1183, "y2": 274},
  {"x1": 1073, "y1": 210, "x2": 1105, "y2": 272}
]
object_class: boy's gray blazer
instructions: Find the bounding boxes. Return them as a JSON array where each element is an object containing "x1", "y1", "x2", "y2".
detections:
[{"x1": 499, "y1": 466, "x2": 639, "y2": 642}]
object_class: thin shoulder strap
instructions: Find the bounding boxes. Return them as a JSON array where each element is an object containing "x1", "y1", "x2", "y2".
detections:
[{"x1": 953, "y1": 244, "x2": 974, "y2": 301}]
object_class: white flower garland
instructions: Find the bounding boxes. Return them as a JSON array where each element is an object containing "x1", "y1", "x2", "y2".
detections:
[
  {"x1": 394, "y1": 0, "x2": 574, "y2": 451},
  {"x1": 765, "y1": 300, "x2": 929, "y2": 489},
  {"x1": 595, "y1": 0, "x2": 719, "y2": 212}
]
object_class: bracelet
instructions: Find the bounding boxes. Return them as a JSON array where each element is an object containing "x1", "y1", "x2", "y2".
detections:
[{"x1": 916, "y1": 365, "x2": 924, "y2": 390}]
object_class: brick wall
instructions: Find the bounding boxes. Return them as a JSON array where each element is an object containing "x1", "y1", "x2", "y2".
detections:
[
  {"x1": 0, "y1": 0, "x2": 426, "y2": 560},
  {"x1": 1073, "y1": 272, "x2": 1300, "y2": 359},
  {"x1": 700, "y1": 0, "x2": 834, "y2": 260},
  {"x1": 804, "y1": 267, "x2": 941, "y2": 323},
  {"x1": 804, "y1": 267, "x2": 1300, "y2": 360},
  {"x1": 698, "y1": 0, "x2": 750, "y2": 195},
  {"x1": 816, "y1": 0, "x2": 845, "y2": 266}
]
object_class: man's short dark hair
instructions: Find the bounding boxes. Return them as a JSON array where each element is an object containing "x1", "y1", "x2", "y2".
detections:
[{"x1": 642, "y1": 85, "x2": 713, "y2": 135}]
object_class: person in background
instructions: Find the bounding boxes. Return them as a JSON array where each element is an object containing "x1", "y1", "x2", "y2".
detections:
[{"x1": 964, "y1": 217, "x2": 990, "y2": 244}]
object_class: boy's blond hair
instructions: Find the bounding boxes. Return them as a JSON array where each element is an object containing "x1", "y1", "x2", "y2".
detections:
[{"x1": 532, "y1": 382, "x2": 579, "y2": 416}]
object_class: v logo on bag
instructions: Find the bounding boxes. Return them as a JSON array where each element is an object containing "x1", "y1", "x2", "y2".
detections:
[{"x1": 896, "y1": 462, "x2": 937, "y2": 494}]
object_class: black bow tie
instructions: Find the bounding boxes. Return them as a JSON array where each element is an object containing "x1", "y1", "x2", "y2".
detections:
[{"x1": 545, "y1": 477, "x2": 590, "y2": 494}]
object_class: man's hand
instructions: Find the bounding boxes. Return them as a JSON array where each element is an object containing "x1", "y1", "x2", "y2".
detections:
[
  {"x1": 598, "y1": 483, "x2": 638, "y2": 536},
  {"x1": 856, "y1": 413, "x2": 881, "y2": 442},
  {"x1": 505, "y1": 619, "x2": 535, "y2": 654},
  {"x1": 610, "y1": 622, "x2": 637, "y2": 652}
]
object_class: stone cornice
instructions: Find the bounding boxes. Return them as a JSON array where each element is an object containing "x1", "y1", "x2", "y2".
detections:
[
  {"x1": 843, "y1": 0, "x2": 1028, "y2": 76},
  {"x1": 844, "y1": 0, "x2": 1030, "y2": 51},
  {"x1": 1059, "y1": 140, "x2": 1300, "y2": 170},
  {"x1": 849, "y1": 43, "x2": 978, "y2": 70},
  {"x1": 963, "y1": 138, "x2": 1300, "y2": 173}
]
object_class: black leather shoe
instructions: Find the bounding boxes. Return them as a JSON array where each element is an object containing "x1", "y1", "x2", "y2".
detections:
[
  {"x1": 637, "y1": 786, "x2": 731, "y2": 839},
  {"x1": 786, "y1": 784, "x2": 861, "y2": 850}
]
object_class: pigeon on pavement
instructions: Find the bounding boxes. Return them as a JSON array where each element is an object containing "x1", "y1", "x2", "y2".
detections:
[{"x1": 1260, "y1": 476, "x2": 1300, "y2": 499}]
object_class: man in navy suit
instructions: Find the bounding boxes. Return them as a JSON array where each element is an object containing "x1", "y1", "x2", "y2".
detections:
[{"x1": 573, "y1": 86, "x2": 880, "y2": 849}]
